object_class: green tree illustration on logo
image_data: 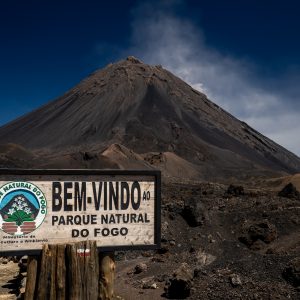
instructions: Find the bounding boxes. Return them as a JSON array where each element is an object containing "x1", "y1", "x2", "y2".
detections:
[{"x1": 4, "y1": 196, "x2": 34, "y2": 226}]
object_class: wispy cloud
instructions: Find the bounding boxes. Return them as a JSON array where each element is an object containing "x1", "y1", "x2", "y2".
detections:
[{"x1": 119, "y1": 1, "x2": 300, "y2": 156}]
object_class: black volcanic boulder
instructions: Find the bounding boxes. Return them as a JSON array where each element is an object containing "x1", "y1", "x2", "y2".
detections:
[
  {"x1": 182, "y1": 197, "x2": 207, "y2": 227},
  {"x1": 226, "y1": 184, "x2": 244, "y2": 196},
  {"x1": 239, "y1": 221, "x2": 277, "y2": 250},
  {"x1": 278, "y1": 183, "x2": 300, "y2": 200},
  {"x1": 164, "y1": 263, "x2": 193, "y2": 299},
  {"x1": 283, "y1": 257, "x2": 300, "y2": 287}
]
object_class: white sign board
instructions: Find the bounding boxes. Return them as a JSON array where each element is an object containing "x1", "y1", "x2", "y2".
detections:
[{"x1": 0, "y1": 170, "x2": 161, "y2": 255}]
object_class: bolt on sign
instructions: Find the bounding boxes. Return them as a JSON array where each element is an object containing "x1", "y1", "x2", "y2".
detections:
[{"x1": 0, "y1": 169, "x2": 161, "y2": 255}]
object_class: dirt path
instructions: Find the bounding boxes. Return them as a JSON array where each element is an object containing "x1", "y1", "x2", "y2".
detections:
[{"x1": 114, "y1": 257, "x2": 165, "y2": 300}]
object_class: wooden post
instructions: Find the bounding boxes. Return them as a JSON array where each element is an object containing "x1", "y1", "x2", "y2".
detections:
[
  {"x1": 24, "y1": 242, "x2": 115, "y2": 300},
  {"x1": 24, "y1": 256, "x2": 39, "y2": 300},
  {"x1": 99, "y1": 252, "x2": 115, "y2": 300},
  {"x1": 66, "y1": 241, "x2": 99, "y2": 300},
  {"x1": 36, "y1": 244, "x2": 59, "y2": 299},
  {"x1": 56, "y1": 244, "x2": 67, "y2": 300}
]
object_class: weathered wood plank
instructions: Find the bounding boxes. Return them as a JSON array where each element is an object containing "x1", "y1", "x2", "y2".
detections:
[
  {"x1": 83, "y1": 241, "x2": 99, "y2": 300},
  {"x1": 66, "y1": 241, "x2": 100, "y2": 300},
  {"x1": 36, "y1": 244, "x2": 57, "y2": 300},
  {"x1": 66, "y1": 242, "x2": 82, "y2": 300},
  {"x1": 56, "y1": 244, "x2": 66, "y2": 300},
  {"x1": 25, "y1": 241, "x2": 113, "y2": 300},
  {"x1": 24, "y1": 256, "x2": 39, "y2": 300}
]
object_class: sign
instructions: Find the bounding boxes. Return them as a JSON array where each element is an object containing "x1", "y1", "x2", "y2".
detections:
[{"x1": 0, "y1": 169, "x2": 161, "y2": 255}]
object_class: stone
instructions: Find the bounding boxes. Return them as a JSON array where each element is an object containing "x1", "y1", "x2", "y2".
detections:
[
  {"x1": 150, "y1": 283, "x2": 158, "y2": 289},
  {"x1": 194, "y1": 268, "x2": 208, "y2": 278},
  {"x1": 283, "y1": 257, "x2": 300, "y2": 287},
  {"x1": 182, "y1": 197, "x2": 207, "y2": 227},
  {"x1": 239, "y1": 221, "x2": 277, "y2": 249},
  {"x1": 142, "y1": 282, "x2": 152, "y2": 289},
  {"x1": 134, "y1": 262, "x2": 147, "y2": 274},
  {"x1": 226, "y1": 184, "x2": 244, "y2": 196},
  {"x1": 196, "y1": 250, "x2": 216, "y2": 267},
  {"x1": 169, "y1": 240, "x2": 176, "y2": 246},
  {"x1": 157, "y1": 245, "x2": 169, "y2": 254},
  {"x1": 141, "y1": 276, "x2": 155, "y2": 289},
  {"x1": 164, "y1": 263, "x2": 193, "y2": 299},
  {"x1": 208, "y1": 235, "x2": 216, "y2": 243},
  {"x1": 278, "y1": 183, "x2": 300, "y2": 200},
  {"x1": 229, "y1": 274, "x2": 242, "y2": 286},
  {"x1": 155, "y1": 274, "x2": 169, "y2": 282}
]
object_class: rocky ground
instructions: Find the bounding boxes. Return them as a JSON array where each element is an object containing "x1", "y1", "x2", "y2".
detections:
[
  {"x1": 113, "y1": 181, "x2": 300, "y2": 299},
  {"x1": 1, "y1": 180, "x2": 300, "y2": 299}
]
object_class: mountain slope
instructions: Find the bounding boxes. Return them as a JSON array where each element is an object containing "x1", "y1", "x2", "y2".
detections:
[{"x1": 0, "y1": 56, "x2": 299, "y2": 175}]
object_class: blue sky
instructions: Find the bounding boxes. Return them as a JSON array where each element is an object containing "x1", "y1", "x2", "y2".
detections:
[{"x1": 1, "y1": 0, "x2": 300, "y2": 155}]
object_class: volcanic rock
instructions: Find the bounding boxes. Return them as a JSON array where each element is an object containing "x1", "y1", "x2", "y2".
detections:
[
  {"x1": 229, "y1": 274, "x2": 242, "y2": 287},
  {"x1": 164, "y1": 263, "x2": 193, "y2": 299},
  {"x1": 134, "y1": 262, "x2": 148, "y2": 274},
  {"x1": 182, "y1": 197, "x2": 207, "y2": 227},
  {"x1": 278, "y1": 183, "x2": 300, "y2": 200},
  {"x1": 239, "y1": 221, "x2": 278, "y2": 249},
  {"x1": 226, "y1": 184, "x2": 245, "y2": 196},
  {"x1": 195, "y1": 250, "x2": 216, "y2": 267},
  {"x1": 283, "y1": 257, "x2": 300, "y2": 287}
]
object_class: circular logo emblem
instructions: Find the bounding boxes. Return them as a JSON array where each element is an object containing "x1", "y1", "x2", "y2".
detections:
[{"x1": 0, "y1": 182, "x2": 47, "y2": 236}]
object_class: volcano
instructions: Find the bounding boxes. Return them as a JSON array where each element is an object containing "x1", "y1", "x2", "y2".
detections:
[
  {"x1": 1, "y1": 58, "x2": 300, "y2": 299},
  {"x1": 0, "y1": 56, "x2": 299, "y2": 180}
]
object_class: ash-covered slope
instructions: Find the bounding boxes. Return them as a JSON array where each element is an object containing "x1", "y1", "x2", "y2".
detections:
[{"x1": 0, "y1": 56, "x2": 299, "y2": 175}]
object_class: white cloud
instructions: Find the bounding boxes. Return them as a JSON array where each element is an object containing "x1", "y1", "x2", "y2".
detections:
[{"x1": 123, "y1": 2, "x2": 300, "y2": 156}]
